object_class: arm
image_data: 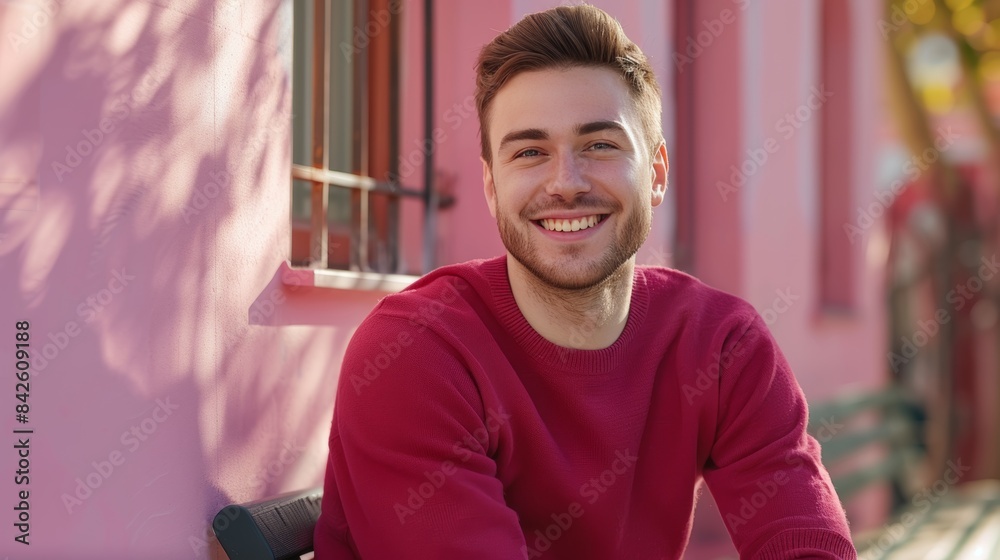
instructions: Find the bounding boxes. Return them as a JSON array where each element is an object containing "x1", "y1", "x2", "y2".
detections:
[
  {"x1": 702, "y1": 316, "x2": 858, "y2": 560},
  {"x1": 313, "y1": 313, "x2": 525, "y2": 559}
]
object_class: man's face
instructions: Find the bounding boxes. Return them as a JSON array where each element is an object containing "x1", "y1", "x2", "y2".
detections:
[{"x1": 482, "y1": 66, "x2": 667, "y2": 290}]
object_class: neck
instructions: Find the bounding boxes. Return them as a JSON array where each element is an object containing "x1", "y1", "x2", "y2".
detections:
[{"x1": 506, "y1": 254, "x2": 635, "y2": 350}]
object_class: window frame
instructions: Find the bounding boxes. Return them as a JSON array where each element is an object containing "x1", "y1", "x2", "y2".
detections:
[{"x1": 289, "y1": 0, "x2": 445, "y2": 281}]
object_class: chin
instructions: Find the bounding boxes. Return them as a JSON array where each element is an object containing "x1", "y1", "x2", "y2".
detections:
[
  {"x1": 521, "y1": 250, "x2": 630, "y2": 291},
  {"x1": 498, "y1": 208, "x2": 641, "y2": 290}
]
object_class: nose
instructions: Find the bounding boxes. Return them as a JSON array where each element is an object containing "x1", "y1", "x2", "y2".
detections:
[{"x1": 545, "y1": 151, "x2": 591, "y2": 199}]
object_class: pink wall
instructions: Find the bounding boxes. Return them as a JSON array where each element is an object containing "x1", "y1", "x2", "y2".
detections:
[
  {"x1": 735, "y1": 0, "x2": 886, "y2": 401},
  {"x1": 0, "y1": 0, "x2": 888, "y2": 558},
  {"x1": 678, "y1": 0, "x2": 891, "y2": 543},
  {"x1": 664, "y1": 0, "x2": 887, "y2": 401},
  {"x1": 0, "y1": 1, "x2": 371, "y2": 557}
]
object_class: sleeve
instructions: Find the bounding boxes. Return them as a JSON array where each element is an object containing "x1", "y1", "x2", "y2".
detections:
[
  {"x1": 701, "y1": 315, "x2": 858, "y2": 560},
  {"x1": 312, "y1": 313, "x2": 526, "y2": 560}
]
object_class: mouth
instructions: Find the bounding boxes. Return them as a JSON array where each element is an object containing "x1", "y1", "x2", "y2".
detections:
[{"x1": 534, "y1": 214, "x2": 609, "y2": 233}]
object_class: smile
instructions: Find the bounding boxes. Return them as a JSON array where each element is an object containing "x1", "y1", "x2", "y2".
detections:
[{"x1": 536, "y1": 214, "x2": 608, "y2": 232}]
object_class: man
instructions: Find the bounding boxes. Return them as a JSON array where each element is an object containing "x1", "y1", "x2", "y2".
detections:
[{"x1": 314, "y1": 5, "x2": 856, "y2": 559}]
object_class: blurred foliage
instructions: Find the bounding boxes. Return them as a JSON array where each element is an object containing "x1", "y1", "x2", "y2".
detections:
[
  {"x1": 884, "y1": 0, "x2": 1000, "y2": 480},
  {"x1": 888, "y1": 0, "x2": 1000, "y2": 146}
]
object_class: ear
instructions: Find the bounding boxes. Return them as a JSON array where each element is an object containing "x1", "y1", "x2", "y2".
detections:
[
  {"x1": 650, "y1": 141, "x2": 668, "y2": 208},
  {"x1": 482, "y1": 157, "x2": 498, "y2": 219}
]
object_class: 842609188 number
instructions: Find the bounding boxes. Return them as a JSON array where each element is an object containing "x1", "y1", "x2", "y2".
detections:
[{"x1": 15, "y1": 322, "x2": 29, "y2": 424}]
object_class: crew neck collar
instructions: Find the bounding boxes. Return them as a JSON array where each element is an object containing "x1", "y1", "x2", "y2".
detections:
[{"x1": 481, "y1": 255, "x2": 650, "y2": 374}]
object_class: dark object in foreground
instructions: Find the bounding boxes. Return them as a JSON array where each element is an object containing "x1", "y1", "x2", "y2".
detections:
[{"x1": 213, "y1": 487, "x2": 322, "y2": 560}]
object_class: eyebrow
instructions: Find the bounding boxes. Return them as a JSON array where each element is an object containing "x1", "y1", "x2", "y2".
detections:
[
  {"x1": 496, "y1": 120, "x2": 629, "y2": 154},
  {"x1": 498, "y1": 128, "x2": 548, "y2": 154},
  {"x1": 576, "y1": 120, "x2": 628, "y2": 137}
]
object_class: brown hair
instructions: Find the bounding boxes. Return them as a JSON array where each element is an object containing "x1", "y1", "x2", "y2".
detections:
[{"x1": 474, "y1": 5, "x2": 663, "y2": 165}]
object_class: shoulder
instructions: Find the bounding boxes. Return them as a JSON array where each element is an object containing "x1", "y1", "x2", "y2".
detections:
[
  {"x1": 637, "y1": 266, "x2": 761, "y2": 345},
  {"x1": 369, "y1": 257, "x2": 495, "y2": 327},
  {"x1": 337, "y1": 258, "x2": 499, "y2": 401},
  {"x1": 637, "y1": 269, "x2": 791, "y2": 413},
  {"x1": 337, "y1": 301, "x2": 486, "y2": 423}
]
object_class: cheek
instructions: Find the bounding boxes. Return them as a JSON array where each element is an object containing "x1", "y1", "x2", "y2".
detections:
[
  {"x1": 595, "y1": 163, "x2": 641, "y2": 193},
  {"x1": 492, "y1": 172, "x2": 530, "y2": 207}
]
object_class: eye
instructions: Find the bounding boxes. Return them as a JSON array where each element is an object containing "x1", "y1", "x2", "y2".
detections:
[
  {"x1": 515, "y1": 148, "x2": 543, "y2": 158},
  {"x1": 588, "y1": 142, "x2": 616, "y2": 151}
]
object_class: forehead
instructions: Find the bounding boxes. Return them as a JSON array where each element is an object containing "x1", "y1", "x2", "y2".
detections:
[{"x1": 489, "y1": 66, "x2": 639, "y2": 142}]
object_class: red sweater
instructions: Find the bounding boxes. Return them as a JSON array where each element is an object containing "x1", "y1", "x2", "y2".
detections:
[{"x1": 314, "y1": 256, "x2": 856, "y2": 559}]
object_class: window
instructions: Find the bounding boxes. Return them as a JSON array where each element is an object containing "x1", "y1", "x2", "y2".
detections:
[
  {"x1": 290, "y1": 0, "x2": 439, "y2": 276},
  {"x1": 818, "y1": 0, "x2": 854, "y2": 311}
]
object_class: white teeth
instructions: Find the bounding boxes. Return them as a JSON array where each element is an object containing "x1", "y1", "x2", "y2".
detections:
[{"x1": 540, "y1": 215, "x2": 602, "y2": 232}]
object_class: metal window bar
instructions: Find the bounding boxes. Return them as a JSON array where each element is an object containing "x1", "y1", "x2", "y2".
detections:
[
  {"x1": 292, "y1": 165, "x2": 433, "y2": 198},
  {"x1": 351, "y1": 0, "x2": 368, "y2": 272},
  {"x1": 309, "y1": 0, "x2": 329, "y2": 269},
  {"x1": 421, "y1": 0, "x2": 435, "y2": 274},
  {"x1": 387, "y1": 0, "x2": 401, "y2": 272},
  {"x1": 296, "y1": 0, "x2": 446, "y2": 274}
]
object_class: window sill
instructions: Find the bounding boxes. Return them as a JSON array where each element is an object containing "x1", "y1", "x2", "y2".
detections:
[{"x1": 279, "y1": 261, "x2": 420, "y2": 293}]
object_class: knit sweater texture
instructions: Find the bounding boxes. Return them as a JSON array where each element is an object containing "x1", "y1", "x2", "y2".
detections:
[{"x1": 313, "y1": 256, "x2": 857, "y2": 559}]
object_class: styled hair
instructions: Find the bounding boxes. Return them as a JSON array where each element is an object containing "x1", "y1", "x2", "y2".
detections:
[{"x1": 474, "y1": 4, "x2": 663, "y2": 165}]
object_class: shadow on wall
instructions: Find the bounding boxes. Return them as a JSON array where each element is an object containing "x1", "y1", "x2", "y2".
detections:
[{"x1": 0, "y1": 1, "x2": 360, "y2": 557}]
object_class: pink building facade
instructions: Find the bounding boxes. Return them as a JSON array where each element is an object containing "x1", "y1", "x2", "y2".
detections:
[{"x1": 0, "y1": 0, "x2": 887, "y2": 557}]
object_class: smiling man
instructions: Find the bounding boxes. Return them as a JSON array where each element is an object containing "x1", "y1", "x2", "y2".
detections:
[{"x1": 314, "y1": 5, "x2": 856, "y2": 559}]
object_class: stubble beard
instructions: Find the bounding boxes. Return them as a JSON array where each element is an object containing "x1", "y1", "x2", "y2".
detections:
[{"x1": 495, "y1": 190, "x2": 651, "y2": 292}]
